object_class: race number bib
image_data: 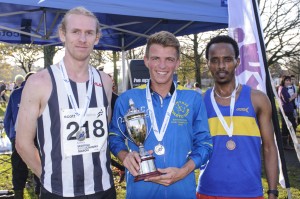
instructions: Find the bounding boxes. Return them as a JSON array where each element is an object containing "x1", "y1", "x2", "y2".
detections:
[{"x1": 61, "y1": 107, "x2": 108, "y2": 157}]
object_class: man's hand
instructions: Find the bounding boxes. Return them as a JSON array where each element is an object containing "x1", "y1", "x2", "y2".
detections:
[
  {"x1": 145, "y1": 167, "x2": 187, "y2": 186},
  {"x1": 119, "y1": 150, "x2": 141, "y2": 176}
]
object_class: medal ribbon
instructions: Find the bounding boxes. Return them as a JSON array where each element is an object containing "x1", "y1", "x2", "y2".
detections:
[
  {"x1": 210, "y1": 78, "x2": 239, "y2": 138},
  {"x1": 59, "y1": 60, "x2": 94, "y2": 127},
  {"x1": 146, "y1": 81, "x2": 177, "y2": 142}
]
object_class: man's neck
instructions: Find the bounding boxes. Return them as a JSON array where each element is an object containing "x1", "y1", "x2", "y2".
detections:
[
  {"x1": 151, "y1": 81, "x2": 173, "y2": 98},
  {"x1": 214, "y1": 81, "x2": 237, "y2": 97},
  {"x1": 63, "y1": 57, "x2": 90, "y2": 82}
]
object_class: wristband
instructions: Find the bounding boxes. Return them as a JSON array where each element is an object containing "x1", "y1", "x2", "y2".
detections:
[{"x1": 267, "y1": 189, "x2": 278, "y2": 197}]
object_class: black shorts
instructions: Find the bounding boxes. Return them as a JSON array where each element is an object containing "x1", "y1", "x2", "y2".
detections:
[{"x1": 40, "y1": 186, "x2": 116, "y2": 199}]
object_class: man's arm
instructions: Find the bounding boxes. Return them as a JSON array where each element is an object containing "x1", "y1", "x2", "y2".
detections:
[
  {"x1": 15, "y1": 70, "x2": 51, "y2": 178},
  {"x1": 99, "y1": 71, "x2": 113, "y2": 123},
  {"x1": 252, "y1": 90, "x2": 279, "y2": 197}
]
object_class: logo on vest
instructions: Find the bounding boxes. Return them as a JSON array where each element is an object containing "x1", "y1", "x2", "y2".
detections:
[
  {"x1": 171, "y1": 101, "x2": 189, "y2": 126},
  {"x1": 97, "y1": 110, "x2": 103, "y2": 118},
  {"x1": 64, "y1": 114, "x2": 76, "y2": 118},
  {"x1": 236, "y1": 107, "x2": 249, "y2": 113},
  {"x1": 94, "y1": 82, "x2": 103, "y2": 87}
]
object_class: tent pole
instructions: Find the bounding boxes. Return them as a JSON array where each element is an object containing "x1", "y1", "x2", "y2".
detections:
[{"x1": 121, "y1": 35, "x2": 126, "y2": 93}]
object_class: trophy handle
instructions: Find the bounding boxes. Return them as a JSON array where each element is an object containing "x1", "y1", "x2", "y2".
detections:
[
  {"x1": 144, "y1": 109, "x2": 152, "y2": 140},
  {"x1": 117, "y1": 117, "x2": 134, "y2": 143}
]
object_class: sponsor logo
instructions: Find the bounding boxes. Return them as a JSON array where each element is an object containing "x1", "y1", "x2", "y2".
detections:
[
  {"x1": 94, "y1": 82, "x2": 102, "y2": 87},
  {"x1": 0, "y1": 30, "x2": 20, "y2": 38},
  {"x1": 97, "y1": 110, "x2": 103, "y2": 118},
  {"x1": 78, "y1": 144, "x2": 90, "y2": 152},
  {"x1": 64, "y1": 114, "x2": 76, "y2": 118},
  {"x1": 236, "y1": 107, "x2": 249, "y2": 113}
]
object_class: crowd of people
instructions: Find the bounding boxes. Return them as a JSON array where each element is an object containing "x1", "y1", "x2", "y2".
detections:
[
  {"x1": 2, "y1": 5, "x2": 297, "y2": 199},
  {"x1": 0, "y1": 76, "x2": 24, "y2": 106}
]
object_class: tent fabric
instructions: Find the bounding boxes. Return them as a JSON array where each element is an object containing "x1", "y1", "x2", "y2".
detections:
[{"x1": 0, "y1": 0, "x2": 228, "y2": 51}]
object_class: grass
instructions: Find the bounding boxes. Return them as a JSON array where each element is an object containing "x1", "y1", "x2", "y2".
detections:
[
  {"x1": 0, "y1": 149, "x2": 299, "y2": 199},
  {"x1": 0, "y1": 155, "x2": 126, "y2": 199},
  {"x1": 1, "y1": 103, "x2": 299, "y2": 199}
]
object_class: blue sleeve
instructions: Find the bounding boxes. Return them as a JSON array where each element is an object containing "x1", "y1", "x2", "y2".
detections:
[
  {"x1": 3, "y1": 95, "x2": 13, "y2": 138},
  {"x1": 188, "y1": 93, "x2": 213, "y2": 169},
  {"x1": 109, "y1": 94, "x2": 130, "y2": 157}
]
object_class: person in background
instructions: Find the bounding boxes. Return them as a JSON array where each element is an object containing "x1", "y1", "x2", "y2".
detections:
[
  {"x1": 288, "y1": 74, "x2": 298, "y2": 124},
  {"x1": 4, "y1": 72, "x2": 40, "y2": 199},
  {"x1": 0, "y1": 80, "x2": 7, "y2": 105},
  {"x1": 196, "y1": 35, "x2": 278, "y2": 199},
  {"x1": 278, "y1": 75, "x2": 297, "y2": 150},
  {"x1": 296, "y1": 82, "x2": 300, "y2": 124},
  {"x1": 109, "y1": 31, "x2": 212, "y2": 199},
  {"x1": 193, "y1": 82, "x2": 202, "y2": 94},
  {"x1": 15, "y1": 6, "x2": 115, "y2": 198},
  {"x1": 13, "y1": 74, "x2": 25, "y2": 90},
  {"x1": 184, "y1": 79, "x2": 193, "y2": 89}
]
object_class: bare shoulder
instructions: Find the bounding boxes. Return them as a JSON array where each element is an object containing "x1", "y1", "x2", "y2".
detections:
[
  {"x1": 99, "y1": 71, "x2": 112, "y2": 85},
  {"x1": 22, "y1": 69, "x2": 52, "y2": 115},
  {"x1": 251, "y1": 88, "x2": 269, "y2": 101},
  {"x1": 251, "y1": 88, "x2": 271, "y2": 111},
  {"x1": 25, "y1": 69, "x2": 51, "y2": 94},
  {"x1": 99, "y1": 71, "x2": 113, "y2": 93}
]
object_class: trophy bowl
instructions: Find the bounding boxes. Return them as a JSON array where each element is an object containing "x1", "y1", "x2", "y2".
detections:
[
  {"x1": 124, "y1": 113, "x2": 147, "y2": 146},
  {"x1": 122, "y1": 99, "x2": 161, "y2": 182}
]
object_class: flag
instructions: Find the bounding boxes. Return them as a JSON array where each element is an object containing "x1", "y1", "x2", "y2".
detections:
[
  {"x1": 228, "y1": 0, "x2": 290, "y2": 191},
  {"x1": 228, "y1": 0, "x2": 266, "y2": 93}
]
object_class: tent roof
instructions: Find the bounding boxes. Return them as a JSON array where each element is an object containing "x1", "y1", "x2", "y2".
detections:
[{"x1": 0, "y1": 0, "x2": 228, "y2": 51}]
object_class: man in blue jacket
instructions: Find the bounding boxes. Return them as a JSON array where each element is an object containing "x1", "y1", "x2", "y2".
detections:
[
  {"x1": 109, "y1": 31, "x2": 212, "y2": 199},
  {"x1": 4, "y1": 72, "x2": 39, "y2": 199}
]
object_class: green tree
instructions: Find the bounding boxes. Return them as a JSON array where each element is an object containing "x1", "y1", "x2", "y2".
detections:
[
  {"x1": 127, "y1": 48, "x2": 144, "y2": 60},
  {"x1": 259, "y1": 0, "x2": 300, "y2": 67},
  {"x1": 0, "y1": 43, "x2": 43, "y2": 74},
  {"x1": 90, "y1": 49, "x2": 105, "y2": 68},
  {"x1": 0, "y1": 63, "x2": 14, "y2": 82},
  {"x1": 179, "y1": 30, "x2": 226, "y2": 86},
  {"x1": 43, "y1": 46, "x2": 56, "y2": 68}
]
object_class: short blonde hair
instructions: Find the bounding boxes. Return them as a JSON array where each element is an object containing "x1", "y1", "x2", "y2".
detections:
[
  {"x1": 58, "y1": 6, "x2": 101, "y2": 36},
  {"x1": 145, "y1": 31, "x2": 180, "y2": 59}
]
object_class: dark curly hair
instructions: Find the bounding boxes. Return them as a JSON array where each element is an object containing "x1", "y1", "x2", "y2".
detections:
[{"x1": 205, "y1": 35, "x2": 239, "y2": 59}]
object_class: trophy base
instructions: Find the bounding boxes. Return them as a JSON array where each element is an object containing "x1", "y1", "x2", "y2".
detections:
[{"x1": 134, "y1": 170, "x2": 161, "y2": 182}]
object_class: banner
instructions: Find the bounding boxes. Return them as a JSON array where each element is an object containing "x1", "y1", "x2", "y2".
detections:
[
  {"x1": 127, "y1": 60, "x2": 150, "y2": 89},
  {"x1": 228, "y1": 0, "x2": 266, "y2": 93},
  {"x1": 228, "y1": 0, "x2": 290, "y2": 192}
]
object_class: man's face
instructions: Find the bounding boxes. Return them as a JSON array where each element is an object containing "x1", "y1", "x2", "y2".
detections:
[
  {"x1": 291, "y1": 77, "x2": 296, "y2": 85},
  {"x1": 144, "y1": 44, "x2": 180, "y2": 87},
  {"x1": 284, "y1": 79, "x2": 291, "y2": 87},
  {"x1": 59, "y1": 14, "x2": 100, "y2": 62},
  {"x1": 15, "y1": 79, "x2": 23, "y2": 87},
  {"x1": 207, "y1": 43, "x2": 240, "y2": 85}
]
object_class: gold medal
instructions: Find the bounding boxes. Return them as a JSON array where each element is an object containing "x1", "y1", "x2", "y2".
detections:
[
  {"x1": 154, "y1": 144, "x2": 165, "y2": 155},
  {"x1": 76, "y1": 128, "x2": 86, "y2": 141},
  {"x1": 226, "y1": 140, "x2": 236, "y2": 150}
]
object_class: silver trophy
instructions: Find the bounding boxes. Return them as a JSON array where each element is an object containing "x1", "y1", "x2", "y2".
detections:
[{"x1": 119, "y1": 99, "x2": 161, "y2": 182}]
